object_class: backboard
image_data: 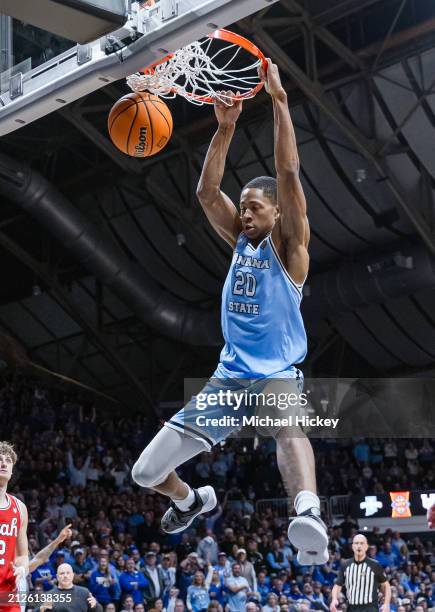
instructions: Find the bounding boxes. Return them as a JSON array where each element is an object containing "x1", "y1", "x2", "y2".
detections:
[{"x1": 0, "y1": 0, "x2": 279, "y2": 137}]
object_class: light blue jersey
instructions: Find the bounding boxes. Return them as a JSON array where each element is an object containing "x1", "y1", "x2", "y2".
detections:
[
  {"x1": 167, "y1": 232, "x2": 308, "y2": 448},
  {"x1": 215, "y1": 233, "x2": 307, "y2": 378}
]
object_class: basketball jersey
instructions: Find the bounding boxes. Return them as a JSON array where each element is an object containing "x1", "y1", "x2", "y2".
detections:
[
  {"x1": 216, "y1": 233, "x2": 307, "y2": 378},
  {"x1": 0, "y1": 494, "x2": 22, "y2": 594}
]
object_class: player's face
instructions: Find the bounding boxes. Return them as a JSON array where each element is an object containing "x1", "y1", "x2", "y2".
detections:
[
  {"x1": 0, "y1": 454, "x2": 13, "y2": 485},
  {"x1": 240, "y1": 188, "x2": 278, "y2": 240}
]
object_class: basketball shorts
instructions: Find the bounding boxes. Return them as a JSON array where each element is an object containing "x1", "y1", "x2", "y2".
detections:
[{"x1": 166, "y1": 367, "x2": 306, "y2": 449}]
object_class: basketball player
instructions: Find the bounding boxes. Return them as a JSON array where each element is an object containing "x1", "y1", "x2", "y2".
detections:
[
  {"x1": 132, "y1": 59, "x2": 328, "y2": 564},
  {"x1": 0, "y1": 442, "x2": 29, "y2": 611}
]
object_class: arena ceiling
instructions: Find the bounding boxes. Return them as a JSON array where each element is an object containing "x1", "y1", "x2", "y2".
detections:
[{"x1": 1, "y1": 0, "x2": 435, "y2": 411}]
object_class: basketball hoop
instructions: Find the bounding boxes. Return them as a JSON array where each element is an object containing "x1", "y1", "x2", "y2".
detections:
[{"x1": 126, "y1": 29, "x2": 267, "y2": 105}]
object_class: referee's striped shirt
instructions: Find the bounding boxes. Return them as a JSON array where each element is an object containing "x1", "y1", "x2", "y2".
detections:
[{"x1": 335, "y1": 557, "x2": 387, "y2": 606}]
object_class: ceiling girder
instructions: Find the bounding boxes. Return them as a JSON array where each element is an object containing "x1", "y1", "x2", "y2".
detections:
[
  {"x1": 239, "y1": 19, "x2": 435, "y2": 254},
  {"x1": 0, "y1": 228, "x2": 153, "y2": 409}
]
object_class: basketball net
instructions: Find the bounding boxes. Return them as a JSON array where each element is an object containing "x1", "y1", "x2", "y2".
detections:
[{"x1": 126, "y1": 30, "x2": 266, "y2": 105}]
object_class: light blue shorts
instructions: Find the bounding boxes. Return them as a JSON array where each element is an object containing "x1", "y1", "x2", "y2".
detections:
[{"x1": 166, "y1": 367, "x2": 304, "y2": 450}]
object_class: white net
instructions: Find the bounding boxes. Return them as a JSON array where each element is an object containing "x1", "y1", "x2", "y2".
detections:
[{"x1": 126, "y1": 36, "x2": 263, "y2": 105}]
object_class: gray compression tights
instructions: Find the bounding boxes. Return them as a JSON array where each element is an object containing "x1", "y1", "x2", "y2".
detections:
[{"x1": 131, "y1": 425, "x2": 207, "y2": 488}]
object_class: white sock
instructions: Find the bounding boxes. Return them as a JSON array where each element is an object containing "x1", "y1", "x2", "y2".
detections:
[
  {"x1": 294, "y1": 490, "x2": 321, "y2": 516},
  {"x1": 173, "y1": 487, "x2": 195, "y2": 511}
]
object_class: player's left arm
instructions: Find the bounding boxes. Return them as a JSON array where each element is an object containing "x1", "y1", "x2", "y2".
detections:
[
  {"x1": 13, "y1": 500, "x2": 29, "y2": 584},
  {"x1": 262, "y1": 59, "x2": 309, "y2": 284}
]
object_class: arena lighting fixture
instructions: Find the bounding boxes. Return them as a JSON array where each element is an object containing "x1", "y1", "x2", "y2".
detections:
[
  {"x1": 354, "y1": 168, "x2": 367, "y2": 182},
  {"x1": 366, "y1": 252, "x2": 414, "y2": 274},
  {"x1": 176, "y1": 233, "x2": 186, "y2": 247}
]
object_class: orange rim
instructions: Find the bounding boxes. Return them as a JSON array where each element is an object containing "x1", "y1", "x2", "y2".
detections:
[{"x1": 139, "y1": 28, "x2": 268, "y2": 102}]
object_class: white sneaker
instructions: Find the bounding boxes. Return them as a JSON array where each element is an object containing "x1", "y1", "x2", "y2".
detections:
[
  {"x1": 161, "y1": 486, "x2": 217, "y2": 533},
  {"x1": 288, "y1": 509, "x2": 329, "y2": 566}
]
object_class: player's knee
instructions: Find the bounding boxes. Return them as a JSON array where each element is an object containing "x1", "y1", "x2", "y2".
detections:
[{"x1": 131, "y1": 455, "x2": 163, "y2": 488}]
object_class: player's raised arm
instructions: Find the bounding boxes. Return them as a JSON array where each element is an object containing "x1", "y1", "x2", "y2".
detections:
[
  {"x1": 29, "y1": 524, "x2": 72, "y2": 573},
  {"x1": 196, "y1": 91, "x2": 243, "y2": 248},
  {"x1": 262, "y1": 60, "x2": 309, "y2": 284}
]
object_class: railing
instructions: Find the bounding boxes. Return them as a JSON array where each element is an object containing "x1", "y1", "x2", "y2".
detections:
[
  {"x1": 256, "y1": 495, "x2": 350, "y2": 523},
  {"x1": 256, "y1": 496, "x2": 330, "y2": 522},
  {"x1": 329, "y1": 494, "x2": 351, "y2": 521}
]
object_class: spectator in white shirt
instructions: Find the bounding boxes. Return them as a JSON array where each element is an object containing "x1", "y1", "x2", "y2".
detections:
[
  {"x1": 235, "y1": 550, "x2": 257, "y2": 593},
  {"x1": 67, "y1": 450, "x2": 91, "y2": 487},
  {"x1": 262, "y1": 593, "x2": 280, "y2": 612}
]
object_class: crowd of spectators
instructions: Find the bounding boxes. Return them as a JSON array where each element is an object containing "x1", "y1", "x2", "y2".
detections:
[{"x1": 0, "y1": 376, "x2": 434, "y2": 612}]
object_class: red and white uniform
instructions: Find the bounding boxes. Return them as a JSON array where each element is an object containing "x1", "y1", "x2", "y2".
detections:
[{"x1": 0, "y1": 494, "x2": 22, "y2": 611}]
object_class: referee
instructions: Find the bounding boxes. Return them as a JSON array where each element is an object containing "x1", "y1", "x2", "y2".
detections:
[{"x1": 330, "y1": 534, "x2": 391, "y2": 612}]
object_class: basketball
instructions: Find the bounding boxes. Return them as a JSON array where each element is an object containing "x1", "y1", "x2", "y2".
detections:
[{"x1": 108, "y1": 92, "x2": 173, "y2": 157}]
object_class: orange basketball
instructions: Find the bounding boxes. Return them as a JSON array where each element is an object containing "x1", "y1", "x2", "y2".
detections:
[{"x1": 108, "y1": 92, "x2": 173, "y2": 157}]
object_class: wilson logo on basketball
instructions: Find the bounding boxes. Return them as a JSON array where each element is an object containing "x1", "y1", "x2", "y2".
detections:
[
  {"x1": 135, "y1": 127, "x2": 148, "y2": 156},
  {"x1": 108, "y1": 92, "x2": 173, "y2": 158}
]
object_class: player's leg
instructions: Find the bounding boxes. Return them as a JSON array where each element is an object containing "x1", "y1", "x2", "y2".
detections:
[
  {"x1": 276, "y1": 430, "x2": 328, "y2": 564},
  {"x1": 132, "y1": 424, "x2": 204, "y2": 494},
  {"x1": 252, "y1": 375, "x2": 328, "y2": 565},
  {"x1": 276, "y1": 430, "x2": 316, "y2": 496},
  {"x1": 132, "y1": 377, "x2": 244, "y2": 533},
  {"x1": 131, "y1": 425, "x2": 217, "y2": 533}
]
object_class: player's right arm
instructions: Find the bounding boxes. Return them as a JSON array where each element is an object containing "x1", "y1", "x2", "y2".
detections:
[
  {"x1": 29, "y1": 524, "x2": 72, "y2": 572},
  {"x1": 196, "y1": 91, "x2": 243, "y2": 248}
]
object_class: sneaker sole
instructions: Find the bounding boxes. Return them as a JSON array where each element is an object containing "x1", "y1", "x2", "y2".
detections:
[
  {"x1": 288, "y1": 516, "x2": 328, "y2": 555},
  {"x1": 297, "y1": 548, "x2": 329, "y2": 566},
  {"x1": 163, "y1": 486, "x2": 217, "y2": 534}
]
